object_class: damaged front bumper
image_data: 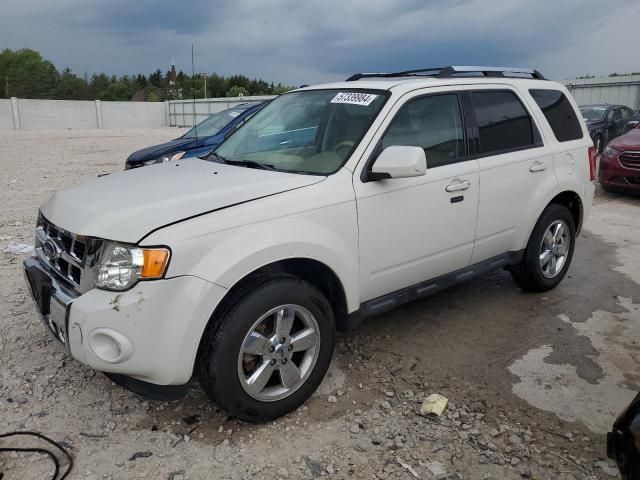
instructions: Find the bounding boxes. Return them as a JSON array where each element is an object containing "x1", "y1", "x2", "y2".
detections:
[{"x1": 23, "y1": 255, "x2": 227, "y2": 398}]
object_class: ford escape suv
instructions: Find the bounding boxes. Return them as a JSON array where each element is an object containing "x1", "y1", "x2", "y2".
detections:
[{"x1": 24, "y1": 66, "x2": 595, "y2": 422}]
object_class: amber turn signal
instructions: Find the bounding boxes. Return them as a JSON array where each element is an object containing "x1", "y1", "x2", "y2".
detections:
[{"x1": 141, "y1": 248, "x2": 170, "y2": 278}]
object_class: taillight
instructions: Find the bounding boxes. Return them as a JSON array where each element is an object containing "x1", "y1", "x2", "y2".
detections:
[{"x1": 588, "y1": 146, "x2": 596, "y2": 181}]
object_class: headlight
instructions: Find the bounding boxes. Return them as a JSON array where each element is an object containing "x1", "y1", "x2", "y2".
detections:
[
  {"x1": 603, "y1": 146, "x2": 619, "y2": 158},
  {"x1": 96, "y1": 242, "x2": 170, "y2": 291},
  {"x1": 143, "y1": 151, "x2": 186, "y2": 166}
]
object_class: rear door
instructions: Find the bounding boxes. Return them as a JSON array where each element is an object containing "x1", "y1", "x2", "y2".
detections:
[{"x1": 467, "y1": 88, "x2": 557, "y2": 263}]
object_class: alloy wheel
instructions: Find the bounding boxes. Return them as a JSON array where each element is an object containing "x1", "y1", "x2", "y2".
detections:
[
  {"x1": 539, "y1": 219, "x2": 570, "y2": 278},
  {"x1": 237, "y1": 305, "x2": 320, "y2": 402}
]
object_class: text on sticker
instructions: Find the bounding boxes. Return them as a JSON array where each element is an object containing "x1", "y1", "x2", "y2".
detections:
[{"x1": 331, "y1": 92, "x2": 378, "y2": 106}]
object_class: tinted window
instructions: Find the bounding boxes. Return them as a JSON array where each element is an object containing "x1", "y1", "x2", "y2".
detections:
[
  {"x1": 381, "y1": 94, "x2": 465, "y2": 168},
  {"x1": 580, "y1": 106, "x2": 607, "y2": 122},
  {"x1": 607, "y1": 108, "x2": 621, "y2": 122},
  {"x1": 530, "y1": 89, "x2": 583, "y2": 142},
  {"x1": 621, "y1": 106, "x2": 635, "y2": 119},
  {"x1": 471, "y1": 90, "x2": 536, "y2": 155}
]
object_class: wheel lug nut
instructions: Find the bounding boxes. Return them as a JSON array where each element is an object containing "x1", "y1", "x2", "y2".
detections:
[
  {"x1": 269, "y1": 359, "x2": 276, "y2": 366},
  {"x1": 280, "y1": 337, "x2": 286, "y2": 344},
  {"x1": 268, "y1": 346, "x2": 275, "y2": 353},
  {"x1": 288, "y1": 345, "x2": 293, "y2": 351},
  {"x1": 281, "y1": 358, "x2": 287, "y2": 364}
]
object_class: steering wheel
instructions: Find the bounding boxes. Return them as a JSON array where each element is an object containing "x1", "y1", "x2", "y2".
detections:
[{"x1": 334, "y1": 141, "x2": 355, "y2": 159}]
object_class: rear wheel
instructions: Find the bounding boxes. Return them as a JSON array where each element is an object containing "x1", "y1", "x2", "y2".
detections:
[
  {"x1": 510, "y1": 204, "x2": 576, "y2": 292},
  {"x1": 198, "y1": 276, "x2": 335, "y2": 422}
]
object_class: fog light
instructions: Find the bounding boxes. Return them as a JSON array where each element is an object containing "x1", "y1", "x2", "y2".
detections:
[{"x1": 89, "y1": 328, "x2": 133, "y2": 364}]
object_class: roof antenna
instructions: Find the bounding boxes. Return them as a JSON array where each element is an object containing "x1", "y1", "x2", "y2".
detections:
[{"x1": 191, "y1": 44, "x2": 197, "y2": 141}]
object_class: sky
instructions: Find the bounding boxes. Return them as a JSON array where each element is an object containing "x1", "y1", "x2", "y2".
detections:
[{"x1": 2, "y1": 0, "x2": 639, "y2": 85}]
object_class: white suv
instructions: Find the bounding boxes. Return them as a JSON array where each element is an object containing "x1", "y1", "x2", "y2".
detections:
[{"x1": 24, "y1": 66, "x2": 596, "y2": 422}]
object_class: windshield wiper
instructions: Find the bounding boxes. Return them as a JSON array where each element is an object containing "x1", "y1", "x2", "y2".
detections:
[
  {"x1": 206, "y1": 152, "x2": 276, "y2": 171},
  {"x1": 223, "y1": 159, "x2": 276, "y2": 171},
  {"x1": 207, "y1": 151, "x2": 226, "y2": 162}
]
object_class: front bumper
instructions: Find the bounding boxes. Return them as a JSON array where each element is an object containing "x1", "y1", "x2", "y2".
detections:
[
  {"x1": 600, "y1": 154, "x2": 640, "y2": 192},
  {"x1": 24, "y1": 256, "x2": 227, "y2": 386}
]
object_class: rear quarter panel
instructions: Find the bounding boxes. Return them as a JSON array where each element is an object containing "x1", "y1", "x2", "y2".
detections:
[{"x1": 516, "y1": 82, "x2": 594, "y2": 240}]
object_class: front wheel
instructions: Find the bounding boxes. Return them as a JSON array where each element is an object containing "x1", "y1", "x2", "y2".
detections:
[
  {"x1": 197, "y1": 276, "x2": 335, "y2": 422},
  {"x1": 510, "y1": 204, "x2": 576, "y2": 292}
]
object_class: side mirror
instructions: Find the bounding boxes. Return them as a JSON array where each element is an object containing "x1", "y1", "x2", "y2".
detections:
[{"x1": 369, "y1": 146, "x2": 427, "y2": 180}]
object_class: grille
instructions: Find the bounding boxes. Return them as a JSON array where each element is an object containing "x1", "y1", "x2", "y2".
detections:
[
  {"x1": 619, "y1": 151, "x2": 640, "y2": 170},
  {"x1": 36, "y1": 214, "x2": 87, "y2": 288}
]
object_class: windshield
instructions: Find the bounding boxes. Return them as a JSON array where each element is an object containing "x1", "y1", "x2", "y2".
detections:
[
  {"x1": 183, "y1": 107, "x2": 247, "y2": 138},
  {"x1": 215, "y1": 89, "x2": 388, "y2": 175},
  {"x1": 580, "y1": 106, "x2": 607, "y2": 122}
]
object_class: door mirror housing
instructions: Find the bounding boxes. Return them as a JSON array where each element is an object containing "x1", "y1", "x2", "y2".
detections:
[{"x1": 369, "y1": 146, "x2": 427, "y2": 181}]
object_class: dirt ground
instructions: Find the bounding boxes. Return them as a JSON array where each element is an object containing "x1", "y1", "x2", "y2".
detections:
[{"x1": 1, "y1": 129, "x2": 639, "y2": 480}]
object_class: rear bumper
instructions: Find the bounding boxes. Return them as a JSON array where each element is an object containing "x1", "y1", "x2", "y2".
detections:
[{"x1": 24, "y1": 256, "x2": 227, "y2": 387}]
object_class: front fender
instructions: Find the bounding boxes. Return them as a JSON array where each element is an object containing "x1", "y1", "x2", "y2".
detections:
[{"x1": 142, "y1": 177, "x2": 360, "y2": 312}]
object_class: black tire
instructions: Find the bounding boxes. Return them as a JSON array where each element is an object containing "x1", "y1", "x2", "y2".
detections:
[
  {"x1": 510, "y1": 204, "x2": 576, "y2": 292},
  {"x1": 197, "y1": 275, "x2": 335, "y2": 422}
]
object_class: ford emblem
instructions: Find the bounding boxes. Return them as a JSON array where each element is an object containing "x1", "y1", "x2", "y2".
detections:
[{"x1": 43, "y1": 239, "x2": 60, "y2": 261}]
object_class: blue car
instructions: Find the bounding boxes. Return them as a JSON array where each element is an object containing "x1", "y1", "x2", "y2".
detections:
[{"x1": 125, "y1": 102, "x2": 266, "y2": 169}]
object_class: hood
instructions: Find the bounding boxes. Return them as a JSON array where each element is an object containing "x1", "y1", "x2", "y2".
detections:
[
  {"x1": 127, "y1": 137, "x2": 198, "y2": 163},
  {"x1": 609, "y1": 129, "x2": 640, "y2": 150},
  {"x1": 127, "y1": 135, "x2": 225, "y2": 165},
  {"x1": 41, "y1": 159, "x2": 324, "y2": 243}
]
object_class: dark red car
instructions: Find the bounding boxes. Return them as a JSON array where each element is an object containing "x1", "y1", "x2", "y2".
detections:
[{"x1": 600, "y1": 123, "x2": 640, "y2": 193}]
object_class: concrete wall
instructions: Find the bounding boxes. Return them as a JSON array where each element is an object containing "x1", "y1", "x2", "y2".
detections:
[
  {"x1": 564, "y1": 75, "x2": 640, "y2": 110},
  {"x1": 0, "y1": 97, "x2": 168, "y2": 130},
  {"x1": 18, "y1": 99, "x2": 98, "y2": 129},
  {"x1": 101, "y1": 101, "x2": 167, "y2": 129},
  {"x1": 168, "y1": 96, "x2": 275, "y2": 127},
  {"x1": 0, "y1": 95, "x2": 278, "y2": 130},
  {"x1": 0, "y1": 99, "x2": 14, "y2": 129}
]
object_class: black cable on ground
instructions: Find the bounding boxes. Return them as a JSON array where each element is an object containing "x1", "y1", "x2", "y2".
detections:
[{"x1": 0, "y1": 431, "x2": 73, "y2": 480}]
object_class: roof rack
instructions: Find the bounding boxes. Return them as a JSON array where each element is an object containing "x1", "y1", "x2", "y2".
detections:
[{"x1": 345, "y1": 66, "x2": 547, "y2": 82}]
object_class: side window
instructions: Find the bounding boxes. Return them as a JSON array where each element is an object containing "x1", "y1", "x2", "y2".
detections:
[
  {"x1": 529, "y1": 89, "x2": 583, "y2": 142},
  {"x1": 471, "y1": 90, "x2": 537, "y2": 155},
  {"x1": 607, "y1": 108, "x2": 621, "y2": 122},
  {"x1": 621, "y1": 106, "x2": 635, "y2": 119},
  {"x1": 381, "y1": 94, "x2": 465, "y2": 168}
]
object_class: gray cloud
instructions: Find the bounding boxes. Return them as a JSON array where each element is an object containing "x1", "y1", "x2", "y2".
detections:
[{"x1": 1, "y1": 0, "x2": 639, "y2": 85}]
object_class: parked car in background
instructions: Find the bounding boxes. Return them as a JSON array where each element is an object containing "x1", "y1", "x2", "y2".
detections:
[
  {"x1": 608, "y1": 392, "x2": 640, "y2": 479},
  {"x1": 125, "y1": 102, "x2": 266, "y2": 169},
  {"x1": 580, "y1": 104, "x2": 637, "y2": 153},
  {"x1": 599, "y1": 122, "x2": 640, "y2": 193}
]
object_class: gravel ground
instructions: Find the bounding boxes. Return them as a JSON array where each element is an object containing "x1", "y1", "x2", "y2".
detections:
[{"x1": 1, "y1": 129, "x2": 637, "y2": 479}]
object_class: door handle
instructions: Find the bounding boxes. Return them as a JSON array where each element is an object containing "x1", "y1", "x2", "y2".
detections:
[
  {"x1": 445, "y1": 179, "x2": 471, "y2": 192},
  {"x1": 529, "y1": 161, "x2": 547, "y2": 173}
]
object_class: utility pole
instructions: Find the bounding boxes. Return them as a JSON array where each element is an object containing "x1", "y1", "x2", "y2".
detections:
[
  {"x1": 201, "y1": 72, "x2": 208, "y2": 99},
  {"x1": 4, "y1": 76, "x2": 8, "y2": 98}
]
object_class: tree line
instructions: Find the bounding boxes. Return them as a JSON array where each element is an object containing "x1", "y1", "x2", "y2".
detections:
[{"x1": 0, "y1": 48, "x2": 294, "y2": 101}]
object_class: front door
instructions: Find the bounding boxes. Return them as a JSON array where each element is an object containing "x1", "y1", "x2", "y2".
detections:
[{"x1": 354, "y1": 91, "x2": 479, "y2": 302}]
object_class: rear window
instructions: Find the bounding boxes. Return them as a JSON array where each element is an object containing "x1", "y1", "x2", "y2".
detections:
[
  {"x1": 530, "y1": 89, "x2": 583, "y2": 142},
  {"x1": 470, "y1": 90, "x2": 538, "y2": 156}
]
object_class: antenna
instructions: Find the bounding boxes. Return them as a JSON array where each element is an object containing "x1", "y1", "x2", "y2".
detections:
[{"x1": 191, "y1": 44, "x2": 197, "y2": 141}]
